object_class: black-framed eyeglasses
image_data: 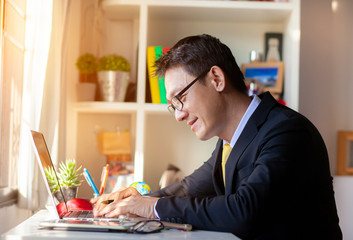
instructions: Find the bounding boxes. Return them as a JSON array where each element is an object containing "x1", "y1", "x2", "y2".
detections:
[
  {"x1": 128, "y1": 220, "x2": 164, "y2": 234},
  {"x1": 168, "y1": 69, "x2": 209, "y2": 115}
]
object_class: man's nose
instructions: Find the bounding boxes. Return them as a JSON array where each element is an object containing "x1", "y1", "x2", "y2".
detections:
[{"x1": 175, "y1": 109, "x2": 187, "y2": 122}]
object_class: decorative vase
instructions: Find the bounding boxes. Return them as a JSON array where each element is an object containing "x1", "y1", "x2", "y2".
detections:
[
  {"x1": 54, "y1": 186, "x2": 78, "y2": 202},
  {"x1": 97, "y1": 71, "x2": 130, "y2": 102},
  {"x1": 76, "y1": 82, "x2": 96, "y2": 101}
]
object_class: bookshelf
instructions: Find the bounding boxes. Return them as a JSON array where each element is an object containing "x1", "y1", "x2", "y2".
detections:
[{"x1": 66, "y1": 0, "x2": 300, "y2": 196}]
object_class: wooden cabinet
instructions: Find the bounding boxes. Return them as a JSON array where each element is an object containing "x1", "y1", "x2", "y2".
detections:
[{"x1": 66, "y1": 0, "x2": 300, "y2": 197}]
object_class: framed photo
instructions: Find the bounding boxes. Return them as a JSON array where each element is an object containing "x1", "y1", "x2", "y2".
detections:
[
  {"x1": 337, "y1": 131, "x2": 353, "y2": 175},
  {"x1": 265, "y1": 32, "x2": 283, "y2": 62},
  {"x1": 241, "y1": 61, "x2": 284, "y2": 95}
]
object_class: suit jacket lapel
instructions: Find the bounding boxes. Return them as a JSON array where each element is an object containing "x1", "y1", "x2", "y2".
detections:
[
  {"x1": 224, "y1": 121, "x2": 258, "y2": 193},
  {"x1": 224, "y1": 92, "x2": 278, "y2": 194},
  {"x1": 212, "y1": 139, "x2": 224, "y2": 195}
]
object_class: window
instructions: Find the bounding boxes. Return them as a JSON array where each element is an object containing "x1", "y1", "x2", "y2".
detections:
[{"x1": 0, "y1": 0, "x2": 26, "y2": 207}]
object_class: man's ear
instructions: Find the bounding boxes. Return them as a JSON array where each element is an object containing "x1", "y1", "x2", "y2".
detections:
[{"x1": 210, "y1": 66, "x2": 226, "y2": 92}]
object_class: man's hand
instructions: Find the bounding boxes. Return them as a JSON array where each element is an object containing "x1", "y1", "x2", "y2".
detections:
[
  {"x1": 91, "y1": 187, "x2": 140, "y2": 217},
  {"x1": 97, "y1": 195, "x2": 159, "y2": 219}
]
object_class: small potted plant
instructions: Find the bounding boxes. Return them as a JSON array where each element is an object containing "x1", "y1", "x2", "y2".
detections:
[
  {"x1": 96, "y1": 54, "x2": 130, "y2": 102},
  {"x1": 44, "y1": 166, "x2": 60, "y2": 194},
  {"x1": 45, "y1": 159, "x2": 83, "y2": 202},
  {"x1": 75, "y1": 53, "x2": 97, "y2": 101}
]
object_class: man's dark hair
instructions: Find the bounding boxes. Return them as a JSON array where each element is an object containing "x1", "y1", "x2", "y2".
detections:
[{"x1": 155, "y1": 34, "x2": 248, "y2": 94}]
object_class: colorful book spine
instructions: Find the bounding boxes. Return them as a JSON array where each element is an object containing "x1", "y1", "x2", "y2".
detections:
[
  {"x1": 147, "y1": 46, "x2": 161, "y2": 104},
  {"x1": 154, "y1": 46, "x2": 168, "y2": 104},
  {"x1": 162, "y1": 47, "x2": 171, "y2": 55}
]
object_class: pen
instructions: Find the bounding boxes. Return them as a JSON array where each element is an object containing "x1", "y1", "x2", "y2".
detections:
[
  {"x1": 83, "y1": 168, "x2": 99, "y2": 195},
  {"x1": 99, "y1": 164, "x2": 109, "y2": 195},
  {"x1": 161, "y1": 222, "x2": 192, "y2": 231},
  {"x1": 101, "y1": 199, "x2": 114, "y2": 204}
]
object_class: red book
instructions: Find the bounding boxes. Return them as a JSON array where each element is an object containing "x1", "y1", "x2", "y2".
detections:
[{"x1": 162, "y1": 47, "x2": 171, "y2": 54}]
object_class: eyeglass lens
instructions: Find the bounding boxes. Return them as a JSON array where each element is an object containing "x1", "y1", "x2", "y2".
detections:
[
  {"x1": 171, "y1": 98, "x2": 182, "y2": 111},
  {"x1": 130, "y1": 220, "x2": 164, "y2": 233}
]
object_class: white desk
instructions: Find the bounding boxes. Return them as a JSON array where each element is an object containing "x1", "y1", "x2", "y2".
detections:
[{"x1": 1, "y1": 210, "x2": 239, "y2": 240}]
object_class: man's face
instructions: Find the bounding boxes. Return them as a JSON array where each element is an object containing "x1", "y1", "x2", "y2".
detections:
[{"x1": 165, "y1": 66, "x2": 224, "y2": 140}]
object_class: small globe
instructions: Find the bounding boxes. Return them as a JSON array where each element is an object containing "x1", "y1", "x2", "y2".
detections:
[{"x1": 130, "y1": 181, "x2": 151, "y2": 195}]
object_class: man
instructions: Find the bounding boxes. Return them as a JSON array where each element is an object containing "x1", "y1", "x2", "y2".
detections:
[{"x1": 92, "y1": 34, "x2": 342, "y2": 239}]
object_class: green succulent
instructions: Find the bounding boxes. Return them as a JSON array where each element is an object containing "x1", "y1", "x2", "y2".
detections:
[
  {"x1": 76, "y1": 53, "x2": 97, "y2": 74},
  {"x1": 57, "y1": 159, "x2": 83, "y2": 187},
  {"x1": 44, "y1": 166, "x2": 60, "y2": 194},
  {"x1": 97, "y1": 54, "x2": 130, "y2": 72}
]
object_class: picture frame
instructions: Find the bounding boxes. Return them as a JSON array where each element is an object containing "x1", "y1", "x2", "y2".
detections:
[
  {"x1": 241, "y1": 61, "x2": 284, "y2": 95},
  {"x1": 337, "y1": 131, "x2": 353, "y2": 175},
  {"x1": 265, "y1": 32, "x2": 283, "y2": 62}
]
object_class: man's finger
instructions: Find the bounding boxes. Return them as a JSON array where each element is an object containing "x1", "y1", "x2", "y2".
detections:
[
  {"x1": 97, "y1": 202, "x2": 121, "y2": 217},
  {"x1": 90, "y1": 197, "x2": 99, "y2": 204}
]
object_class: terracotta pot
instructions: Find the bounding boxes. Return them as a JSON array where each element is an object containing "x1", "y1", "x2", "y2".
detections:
[{"x1": 76, "y1": 82, "x2": 96, "y2": 101}]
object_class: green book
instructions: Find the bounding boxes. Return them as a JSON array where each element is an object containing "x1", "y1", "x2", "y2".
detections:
[{"x1": 154, "y1": 46, "x2": 168, "y2": 104}]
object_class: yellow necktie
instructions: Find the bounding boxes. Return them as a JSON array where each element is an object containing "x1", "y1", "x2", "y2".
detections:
[{"x1": 222, "y1": 144, "x2": 232, "y2": 186}]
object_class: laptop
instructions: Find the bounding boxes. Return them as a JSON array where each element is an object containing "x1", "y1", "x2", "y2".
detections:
[
  {"x1": 30, "y1": 130, "x2": 144, "y2": 231},
  {"x1": 30, "y1": 130, "x2": 192, "y2": 232}
]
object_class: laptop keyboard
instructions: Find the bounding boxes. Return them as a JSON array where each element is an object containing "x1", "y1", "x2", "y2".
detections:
[
  {"x1": 69, "y1": 210, "x2": 93, "y2": 218},
  {"x1": 64, "y1": 210, "x2": 123, "y2": 222}
]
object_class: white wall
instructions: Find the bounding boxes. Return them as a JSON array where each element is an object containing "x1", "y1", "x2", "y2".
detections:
[
  {"x1": 334, "y1": 177, "x2": 353, "y2": 239},
  {"x1": 300, "y1": 0, "x2": 353, "y2": 238}
]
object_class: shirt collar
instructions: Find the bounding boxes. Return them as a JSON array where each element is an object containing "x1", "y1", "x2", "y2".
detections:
[{"x1": 223, "y1": 94, "x2": 261, "y2": 148}]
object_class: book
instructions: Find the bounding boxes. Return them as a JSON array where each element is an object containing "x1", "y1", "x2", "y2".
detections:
[
  {"x1": 147, "y1": 46, "x2": 161, "y2": 104},
  {"x1": 154, "y1": 46, "x2": 168, "y2": 104},
  {"x1": 162, "y1": 47, "x2": 171, "y2": 54}
]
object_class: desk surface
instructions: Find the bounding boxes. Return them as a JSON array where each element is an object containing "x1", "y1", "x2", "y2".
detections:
[{"x1": 2, "y1": 210, "x2": 239, "y2": 240}]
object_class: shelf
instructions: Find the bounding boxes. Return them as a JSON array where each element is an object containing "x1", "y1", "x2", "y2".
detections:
[
  {"x1": 149, "y1": 2, "x2": 292, "y2": 23},
  {"x1": 74, "y1": 102, "x2": 139, "y2": 113},
  {"x1": 74, "y1": 101, "x2": 169, "y2": 114},
  {"x1": 103, "y1": 0, "x2": 293, "y2": 23},
  {"x1": 143, "y1": 103, "x2": 169, "y2": 114}
]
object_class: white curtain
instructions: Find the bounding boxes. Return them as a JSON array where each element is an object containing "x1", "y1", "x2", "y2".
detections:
[{"x1": 18, "y1": 0, "x2": 70, "y2": 210}]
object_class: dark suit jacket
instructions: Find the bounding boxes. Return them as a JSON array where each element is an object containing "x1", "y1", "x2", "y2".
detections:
[{"x1": 150, "y1": 92, "x2": 342, "y2": 239}]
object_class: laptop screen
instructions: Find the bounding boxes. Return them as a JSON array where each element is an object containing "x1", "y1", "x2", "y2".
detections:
[{"x1": 30, "y1": 130, "x2": 68, "y2": 215}]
